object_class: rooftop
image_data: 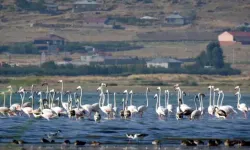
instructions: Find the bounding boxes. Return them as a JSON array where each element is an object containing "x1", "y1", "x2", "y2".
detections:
[
  {"x1": 166, "y1": 12, "x2": 184, "y2": 19},
  {"x1": 228, "y1": 31, "x2": 250, "y2": 37},
  {"x1": 74, "y1": 0, "x2": 102, "y2": 5},
  {"x1": 34, "y1": 34, "x2": 65, "y2": 41},
  {"x1": 147, "y1": 58, "x2": 182, "y2": 63}
]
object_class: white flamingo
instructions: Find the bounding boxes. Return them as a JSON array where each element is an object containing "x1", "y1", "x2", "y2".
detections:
[
  {"x1": 18, "y1": 88, "x2": 33, "y2": 117},
  {"x1": 190, "y1": 95, "x2": 201, "y2": 120},
  {"x1": 154, "y1": 93, "x2": 166, "y2": 118},
  {"x1": 50, "y1": 89, "x2": 64, "y2": 116},
  {"x1": 58, "y1": 80, "x2": 69, "y2": 111},
  {"x1": 76, "y1": 86, "x2": 93, "y2": 116},
  {"x1": 0, "y1": 92, "x2": 10, "y2": 116},
  {"x1": 137, "y1": 87, "x2": 150, "y2": 117},
  {"x1": 235, "y1": 90, "x2": 248, "y2": 118},
  {"x1": 207, "y1": 85, "x2": 214, "y2": 116},
  {"x1": 99, "y1": 92, "x2": 112, "y2": 119},
  {"x1": 218, "y1": 90, "x2": 237, "y2": 116},
  {"x1": 165, "y1": 90, "x2": 173, "y2": 113},
  {"x1": 126, "y1": 90, "x2": 138, "y2": 115},
  {"x1": 175, "y1": 86, "x2": 192, "y2": 113},
  {"x1": 157, "y1": 87, "x2": 168, "y2": 116},
  {"x1": 112, "y1": 92, "x2": 119, "y2": 116},
  {"x1": 198, "y1": 93, "x2": 205, "y2": 115}
]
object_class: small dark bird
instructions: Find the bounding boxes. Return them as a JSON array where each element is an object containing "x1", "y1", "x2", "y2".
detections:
[
  {"x1": 224, "y1": 139, "x2": 238, "y2": 147},
  {"x1": 91, "y1": 141, "x2": 101, "y2": 146},
  {"x1": 41, "y1": 138, "x2": 50, "y2": 143},
  {"x1": 181, "y1": 140, "x2": 196, "y2": 146},
  {"x1": 74, "y1": 140, "x2": 86, "y2": 146},
  {"x1": 152, "y1": 140, "x2": 161, "y2": 145},
  {"x1": 12, "y1": 139, "x2": 18, "y2": 144},
  {"x1": 239, "y1": 140, "x2": 250, "y2": 146},
  {"x1": 208, "y1": 139, "x2": 222, "y2": 146},
  {"x1": 194, "y1": 140, "x2": 204, "y2": 145},
  {"x1": 18, "y1": 140, "x2": 26, "y2": 145},
  {"x1": 63, "y1": 140, "x2": 70, "y2": 145}
]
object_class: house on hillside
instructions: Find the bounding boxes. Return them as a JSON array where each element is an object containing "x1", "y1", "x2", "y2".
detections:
[
  {"x1": 218, "y1": 31, "x2": 250, "y2": 45},
  {"x1": 33, "y1": 34, "x2": 65, "y2": 52},
  {"x1": 164, "y1": 12, "x2": 185, "y2": 26},
  {"x1": 72, "y1": 0, "x2": 102, "y2": 12},
  {"x1": 147, "y1": 58, "x2": 182, "y2": 69},
  {"x1": 83, "y1": 17, "x2": 108, "y2": 27}
]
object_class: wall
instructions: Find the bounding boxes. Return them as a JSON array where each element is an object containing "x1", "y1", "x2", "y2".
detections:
[
  {"x1": 147, "y1": 62, "x2": 169, "y2": 68},
  {"x1": 218, "y1": 32, "x2": 234, "y2": 42}
]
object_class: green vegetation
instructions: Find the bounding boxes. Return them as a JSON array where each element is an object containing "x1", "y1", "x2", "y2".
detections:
[{"x1": 16, "y1": 0, "x2": 46, "y2": 12}]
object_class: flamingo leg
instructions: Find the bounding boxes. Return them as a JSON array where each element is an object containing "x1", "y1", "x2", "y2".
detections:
[{"x1": 244, "y1": 112, "x2": 247, "y2": 118}]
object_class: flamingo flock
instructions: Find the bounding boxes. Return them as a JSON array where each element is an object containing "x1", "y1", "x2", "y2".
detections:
[{"x1": 0, "y1": 81, "x2": 249, "y2": 121}]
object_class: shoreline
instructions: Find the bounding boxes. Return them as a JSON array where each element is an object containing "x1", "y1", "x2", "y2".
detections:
[{"x1": 0, "y1": 74, "x2": 249, "y2": 93}]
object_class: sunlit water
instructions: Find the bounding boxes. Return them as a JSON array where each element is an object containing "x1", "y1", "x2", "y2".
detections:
[{"x1": 0, "y1": 92, "x2": 250, "y2": 146}]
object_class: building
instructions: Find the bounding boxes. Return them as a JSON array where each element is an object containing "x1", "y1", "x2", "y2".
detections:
[
  {"x1": 165, "y1": 12, "x2": 185, "y2": 26},
  {"x1": 80, "y1": 54, "x2": 143, "y2": 65},
  {"x1": 147, "y1": 58, "x2": 182, "y2": 69},
  {"x1": 83, "y1": 17, "x2": 108, "y2": 28},
  {"x1": 72, "y1": 0, "x2": 102, "y2": 12},
  {"x1": 33, "y1": 34, "x2": 65, "y2": 52},
  {"x1": 218, "y1": 31, "x2": 250, "y2": 45}
]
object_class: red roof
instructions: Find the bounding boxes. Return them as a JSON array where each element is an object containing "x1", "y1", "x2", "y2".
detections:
[
  {"x1": 228, "y1": 32, "x2": 250, "y2": 37},
  {"x1": 34, "y1": 34, "x2": 65, "y2": 41}
]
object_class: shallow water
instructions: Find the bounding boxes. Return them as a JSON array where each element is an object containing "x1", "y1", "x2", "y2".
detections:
[{"x1": 0, "y1": 91, "x2": 250, "y2": 145}]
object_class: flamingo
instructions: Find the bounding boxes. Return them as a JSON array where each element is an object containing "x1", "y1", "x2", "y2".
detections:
[
  {"x1": 165, "y1": 90, "x2": 173, "y2": 113},
  {"x1": 76, "y1": 86, "x2": 93, "y2": 116},
  {"x1": 104, "y1": 89, "x2": 113, "y2": 111},
  {"x1": 125, "y1": 90, "x2": 138, "y2": 115},
  {"x1": 198, "y1": 93, "x2": 205, "y2": 115},
  {"x1": 99, "y1": 92, "x2": 112, "y2": 119},
  {"x1": 190, "y1": 95, "x2": 201, "y2": 120},
  {"x1": 0, "y1": 92, "x2": 10, "y2": 116},
  {"x1": 218, "y1": 90, "x2": 237, "y2": 116},
  {"x1": 137, "y1": 87, "x2": 150, "y2": 117},
  {"x1": 50, "y1": 89, "x2": 64, "y2": 116},
  {"x1": 7, "y1": 86, "x2": 21, "y2": 115},
  {"x1": 157, "y1": 87, "x2": 168, "y2": 116},
  {"x1": 112, "y1": 92, "x2": 119, "y2": 117},
  {"x1": 235, "y1": 91, "x2": 248, "y2": 118},
  {"x1": 154, "y1": 93, "x2": 166, "y2": 118},
  {"x1": 58, "y1": 80, "x2": 69, "y2": 111},
  {"x1": 208, "y1": 85, "x2": 214, "y2": 116},
  {"x1": 19, "y1": 88, "x2": 33, "y2": 117},
  {"x1": 175, "y1": 86, "x2": 192, "y2": 114}
]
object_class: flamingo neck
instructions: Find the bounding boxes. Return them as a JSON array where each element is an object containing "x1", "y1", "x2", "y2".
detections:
[
  {"x1": 9, "y1": 91, "x2": 12, "y2": 107},
  {"x1": 167, "y1": 91, "x2": 169, "y2": 106},
  {"x1": 194, "y1": 97, "x2": 198, "y2": 110},
  {"x1": 220, "y1": 92, "x2": 224, "y2": 106},
  {"x1": 209, "y1": 88, "x2": 212, "y2": 106},
  {"x1": 3, "y1": 93, "x2": 5, "y2": 107},
  {"x1": 114, "y1": 93, "x2": 116, "y2": 107},
  {"x1": 213, "y1": 91, "x2": 215, "y2": 106},
  {"x1": 146, "y1": 89, "x2": 149, "y2": 107},
  {"x1": 217, "y1": 93, "x2": 221, "y2": 107},
  {"x1": 60, "y1": 82, "x2": 63, "y2": 107},
  {"x1": 80, "y1": 88, "x2": 83, "y2": 106},
  {"x1": 130, "y1": 92, "x2": 133, "y2": 105},
  {"x1": 158, "y1": 89, "x2": 161, "y2": 107},
  {"x1": 155, "y1": 95, "x2": 158, "y2": 111},
  {"x1": 46, "y1": 86, "x2": 49, "y2": 100},
  {"x1": 107, "y1": 92, "x2": 110, "y2": 105},
  {"x1": 102, "y1": 92, "x2": 105, "y2": 107}
]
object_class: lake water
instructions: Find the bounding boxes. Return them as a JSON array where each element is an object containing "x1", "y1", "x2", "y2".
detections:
[{"x1": 0, "y1": 91, "x2": 250, "y2": 146}]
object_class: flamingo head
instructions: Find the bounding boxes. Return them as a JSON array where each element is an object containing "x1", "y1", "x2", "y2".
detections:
[
  {"x1": 182, "y1": 91, "x2": 186, "y2": 96},
  {"x1": 106, "y1": 89, "x2": 109, "y2": 94},
  {"x1": 146, "y1": 87, "x2": 150, "y2": 92},
  {"x1": 153, "y1": 94, "x2": 158, "y2": 99},
  {"x1": 18, "y1": 88, "x2": 25, "y2": 93},
  {"x1": 56, "y1": 97, "x2": 60, "y2": 100},
  {"x1": 123, "y1": 90, "x2": 128, "y2": 94},
  {"x1": 122, "y1": 98, "x2": 125, "y2": 103},
  {"x1": 7, "y1": 85, "x2": 12, "y2": 89},
  {"x1": 37, "y1": 91, "x2": 42, "y2": 95},
  {"x1": 97, "y1": 86, "x2": 101, "y2": 92},
  {"x1": 174, "y1": 84, "x2": 179, "y2": 88},
  {"x1": 156, "y1": 87, "x2": 161, "y2": 91},
  {"x1": 208, "y1": 85, "x2": 213, "y2": 89},
  {"x1": 199, "y1": 93, "x2": 205, "y2": 97},
  {"x1": 129, "y1": 90, "x2": 133, "y2": 94},
  {"x1": 76, "y1": 86, "x2": 81, "y2": 90},
  {"x1": 234, "y1": 86, "x2": 240, "y2": 90},
  {"x1": 28, "y1": 95, "x2": 33, "y2": 99},
  {"x1": 114, "y1": 92, "x2": 116, "y2": 96},
  {"x1": 58, "y1": 80, "x2": 63, "y2": 83},
  {"x1": 174, "y1": 86, "x2": 180, "y2": 91},
  {"x1": 100, "y1": 83, "x2": 107, "y2": 87},
  {"x1": 165, "y1": 90, "x2": 169, "y2": 93},
  {"x1": 50, "y1": 89, "x2": 55, "y2": 93},
  {"x1": 214, "y1": 88, "x2": 220, "y2": 92}
]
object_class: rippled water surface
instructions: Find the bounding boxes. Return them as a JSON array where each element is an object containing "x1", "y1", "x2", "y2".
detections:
[{"x1": 0, "y1": 92, "x2": 250, "y2": 145}]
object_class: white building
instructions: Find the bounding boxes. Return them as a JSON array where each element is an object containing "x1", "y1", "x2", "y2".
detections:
[{"x1": 147, "y1": 58, "x2": 182, "y2": 69}]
